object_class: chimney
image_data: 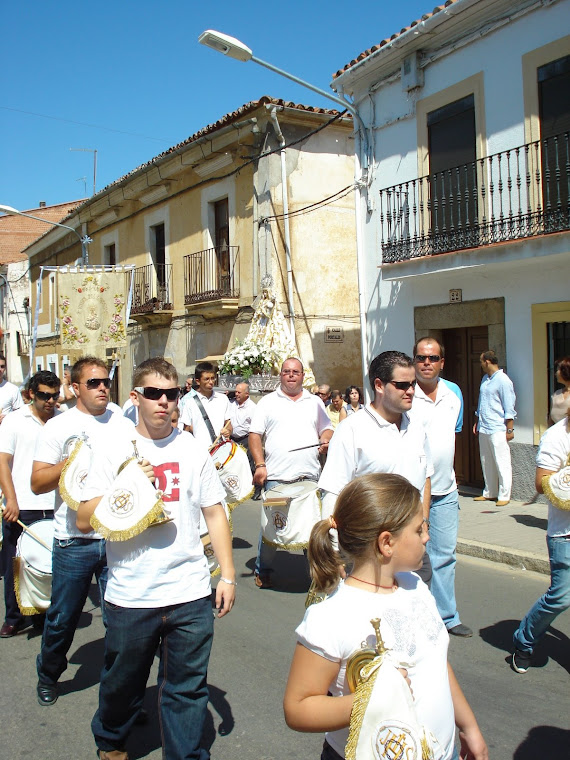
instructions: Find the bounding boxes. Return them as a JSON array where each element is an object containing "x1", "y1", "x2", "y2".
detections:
[{"x1": 39, "y1": 201, "x2": 46, "y2": 208}]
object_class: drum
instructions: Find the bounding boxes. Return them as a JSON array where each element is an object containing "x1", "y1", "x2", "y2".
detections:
[
  {"x1": 14, "y1": 519, "x2": 54, "y2": 615},
  {"x1": 199, "y1": 502, "x2": 231, "y2": 578},
  {"x1": 261, "y1": 480, "x2": 322, "y2": 550},
  {"x1": 91, "y1": 458, "x2": 171, "y2": 542},
  {"x1": 209, "y1": 440, "x2": 253, "y2": 507}
]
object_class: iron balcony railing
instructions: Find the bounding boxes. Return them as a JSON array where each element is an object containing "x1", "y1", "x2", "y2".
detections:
[
  {"x1": 130, "y1": 264, "x2": 173, "y2": 314},
  {"x1": 379, "y1": 130, "x2": 570, "y2": 263},
  {"x1": 184, "y1": 245, "x2": 239, "y2": 305}
]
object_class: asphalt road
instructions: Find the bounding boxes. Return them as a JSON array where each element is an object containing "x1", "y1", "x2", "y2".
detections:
[{"x1": 1, "y1": 500, "x2": 568, "y2": 759}]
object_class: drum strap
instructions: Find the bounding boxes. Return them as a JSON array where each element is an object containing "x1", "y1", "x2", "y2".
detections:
[{"x1": 193, "y1": 396, "x2": 217, "y2": 443}]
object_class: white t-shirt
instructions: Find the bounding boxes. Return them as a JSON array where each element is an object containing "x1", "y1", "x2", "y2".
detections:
[
  {"x1": 296, "y1": 578, "x2": 454, "y2": 759},
  {"x1": 0, "y1": 405, "x2": 59, "y2": 512},
  {"x1": 230, "y1": 397, "x2": 256, "y2": 438},
  {"x1": 249, "y1": 388, "x2": 333, "y2": 481},
  {"x1": 411, "y1": 379, "x2": 463, "y2": 496},
  {"x1": 536, "y1": 418, "x2": 570, "y2": 538},
  {"x1": 82, "y1": 427, "x2": 226, "y2": 608},
  {"x1": 34, "y1": 406, "x2": 133, "y2": 539},
  {"x1": 180, "y1": 391, "x2": 231, "y2": 449},
  {"x1": 319, "y1": 405, "x2": 433, "y2": 496},
  {"x1": 0, "y1": 380, "x2": 22, "y2": 417}
]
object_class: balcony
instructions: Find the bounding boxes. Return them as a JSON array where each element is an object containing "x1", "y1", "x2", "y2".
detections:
[
  {"x1": 379, "y1": 131, "x2": 570, "y2": 264},
  {"x1": 130, "y1": 263, "x2": 173, "y2": 325},
  {"x1": 184, "y1": 246, "x2": 240, "y2": 317}
]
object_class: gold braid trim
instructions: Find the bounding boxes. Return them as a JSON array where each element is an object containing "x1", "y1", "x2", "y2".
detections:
[
  {"x1": 12, "y1": 558, "x2": 45, "y2": 616},
  {"x1": 345, "y1": 657, "x2": 383, "y2": 760},
  {"x1": 261, "y1": 535, "x2": 308, "y2": 551},
  {"x1": 542, "y1": 454, "x2": 570, "y2": 511},
  {"x1": 89, "y1": 496, "x2": 167, "y2": 542},
  {"x1": 226, "y1": 483, "x2": 254, "y2": 511},
  {"x1": 58, "y1": 440, "x2": 85, "y2": 511}
]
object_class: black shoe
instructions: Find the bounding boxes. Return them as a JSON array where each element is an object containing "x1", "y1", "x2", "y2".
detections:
[
  {"x1": 0, "y1": 618, "x2": 33, "y2": 638},
  {"x1": 252, "y1": 490, "x2": 262, "y2": 501},
  {"x1": 37, "y1": 681, "x2": 58, "y2": 706},
  {"x1": 448, "y1": 623, "x2": 473, "y2": 638},
  {"x1": 511, "y1": 648, "x2": 531, "y2": 674}
]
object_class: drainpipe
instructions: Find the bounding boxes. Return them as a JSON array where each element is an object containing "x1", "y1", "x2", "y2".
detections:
[{"x1": 269, "y1": 106, "x2": 296, "y2": 343}]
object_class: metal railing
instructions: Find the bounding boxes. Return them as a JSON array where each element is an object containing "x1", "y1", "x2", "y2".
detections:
[
  {"x1": 379, "y1": 131, "x2": 570, "y2": 263},
  {"x1": 130, "y1": 264, "x2": 173, "y2": 314},
  {"x1": 184, "y1": 246, "x2": 239, "y2": 305}
]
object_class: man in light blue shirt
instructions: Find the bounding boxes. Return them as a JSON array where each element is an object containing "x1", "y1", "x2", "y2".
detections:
[{"x1": 473, "y1": 350, "x2": 516, "y2": 506}]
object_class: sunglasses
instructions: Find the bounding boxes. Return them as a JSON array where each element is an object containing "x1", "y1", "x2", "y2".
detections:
[
  {"x1": 134, "y1": 386, "x2": 180, "y2": 401},
  {"x1": 389, "y1": 380, "x2": 417, "y2": 391},
  {"x1": 82, "y1": 378, "x2": 111, "y2": 390},
  {"x1": 415, "y1": 354, "x2": 441, "y2": 363},
  {"x1": 34, "y1": 390, "x2": 60, "y2": 401}
]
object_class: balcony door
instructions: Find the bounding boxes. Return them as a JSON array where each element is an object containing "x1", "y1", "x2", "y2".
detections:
[
  {"x1": 538, "y1": 55, "x2": 570, "y2": 223},
  {"x1": 428, "y1": 95, "x2": 477, "y2": 251},
  {"x1": 214, "y1": 199, "x2": 230, "y2": 295}
]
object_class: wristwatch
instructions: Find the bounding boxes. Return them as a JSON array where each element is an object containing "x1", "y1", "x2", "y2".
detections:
[{"x1": 507, "y1": 428, "x2": 514, "y2": 433}]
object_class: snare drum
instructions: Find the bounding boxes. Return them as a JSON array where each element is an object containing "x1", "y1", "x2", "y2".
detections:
[
  {"x1": 14, "y1": 519, "x2": 54, "y2": 615},
  {"x1": 199, "y1": 503, "x2": 231, "y2": 578},
  {"x1": 261, "y1": 481, "x2": 322, "y2": 550},
  {"x1": 209, "y1": 440, "x2": 254, "y2": 507}
]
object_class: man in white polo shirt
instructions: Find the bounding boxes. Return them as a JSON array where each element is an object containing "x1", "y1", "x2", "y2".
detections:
[
  {"x1": 319, "y1": 351, "x2": 433, "y2": 582},
  {"x1": 411, "y1": 337, "x2": 472, "y2": 637},
  {"x1": 0, "y1": 354, "x2": 22, "y2": 424},
  {"x1": 249, "y1": 358, "x2": 333, "y2": 588},
  {"x1": 0, "y1": 370, "x2": 60, "y2": 638},
  {"x1": 181, "y1": 361, "x2": 231, "y2": 449},
  {"x1": 31, "y1": 356, "x2": 132, "y2": 706}
]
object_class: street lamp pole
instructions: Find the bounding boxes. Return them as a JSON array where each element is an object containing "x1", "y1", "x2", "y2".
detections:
[
  {"x1": 198, "y1": 30, "x2": 370, "y2": 388},
  {"x1": 0, "y1": 204, "x2": 91, "y2": 265}
]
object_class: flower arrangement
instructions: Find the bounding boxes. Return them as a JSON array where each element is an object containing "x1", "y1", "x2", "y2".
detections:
[{"x1": 218, "y1": 339, "x2": 277, "y2": 379}]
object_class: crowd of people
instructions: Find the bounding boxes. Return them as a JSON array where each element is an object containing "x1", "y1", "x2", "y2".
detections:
[{"x1": 0, "y1": 344, "x2": 568, "y2": 760}]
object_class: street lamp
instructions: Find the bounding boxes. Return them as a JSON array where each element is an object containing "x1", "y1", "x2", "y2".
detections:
[
  {"x1": 198, "y1": 30, "x2": 369, "y2": 165},
  {"x1": 0, "y1": 204, "x2": 91, "y2": 265},
  {"x1": 198, "y1": 29, "x2": 370, "y2": 389}
]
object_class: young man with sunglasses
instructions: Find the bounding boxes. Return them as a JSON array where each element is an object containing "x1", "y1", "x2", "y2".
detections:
[
  {"x1": 319, "y1": 351, "x2": 433, "y2": 562},
  {"x1": 31, "y1": 356, "x2": 132, "y2": 706},
  {"x1": 411, "y1": 338, "x2": 472, "y2": 638},
  {"x1": 76, "y1": 357, "x2": 235, "y2": 760},
  {"x1": 0, "y1": 371, "x2": 61, "y2": 638}
]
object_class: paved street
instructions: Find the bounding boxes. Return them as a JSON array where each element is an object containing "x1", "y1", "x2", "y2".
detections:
[{"x1": 1, "y1": 499, "x2": 568, "y2": 759}]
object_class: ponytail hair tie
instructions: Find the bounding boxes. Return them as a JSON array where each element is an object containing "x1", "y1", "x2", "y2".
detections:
[{"x1": 328, "y1": 516, "x2": 339, "y2": 552}]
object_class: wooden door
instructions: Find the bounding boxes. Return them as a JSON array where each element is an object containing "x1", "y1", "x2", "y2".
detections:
[{"x1": 441, "y1": 325, "x2": 488, "y2": 487}]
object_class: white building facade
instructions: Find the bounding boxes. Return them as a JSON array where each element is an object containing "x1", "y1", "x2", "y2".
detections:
[{"x1": 332, "y1": 0, "x2": 570, "y2": 497}]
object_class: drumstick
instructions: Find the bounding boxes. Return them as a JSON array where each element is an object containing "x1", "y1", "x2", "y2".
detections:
[
  {"x1": 1, "y1": 505, "x2": 52, "y2": 552},
  {"x1": 289, "y1": 443, "x2": 323, "y2": 452}
]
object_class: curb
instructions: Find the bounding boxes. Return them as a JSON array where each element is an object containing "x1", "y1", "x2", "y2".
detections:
[{"x1": 457, "y1": 539, "x2": 549, "y2": 575}]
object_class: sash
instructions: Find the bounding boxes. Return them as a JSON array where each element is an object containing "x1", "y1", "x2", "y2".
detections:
[
  {"x1": 193, "y1": 395, "x2": 217, "y2": 443},
  {"x1": 14, "y1": 557, "x2": 52, "y2": 615}
]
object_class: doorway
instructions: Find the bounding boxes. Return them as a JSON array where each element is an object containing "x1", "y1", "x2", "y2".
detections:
[{"x1": 441, "y1": 325, "x2": 488, "y2": 488}]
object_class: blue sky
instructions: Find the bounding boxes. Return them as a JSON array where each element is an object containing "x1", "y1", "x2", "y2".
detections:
[{"x1": 1, "y1": 1, "x2": 430, "y2": 212}]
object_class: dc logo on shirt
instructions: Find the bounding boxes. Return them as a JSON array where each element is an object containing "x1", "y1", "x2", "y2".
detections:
[{"x1": 153, "y1": 463, "x2": 180, "y2": 502}]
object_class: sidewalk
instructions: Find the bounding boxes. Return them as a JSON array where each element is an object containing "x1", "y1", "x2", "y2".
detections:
[{"x1": 457, "y1": 492, "x2": 549, "y2": 574}]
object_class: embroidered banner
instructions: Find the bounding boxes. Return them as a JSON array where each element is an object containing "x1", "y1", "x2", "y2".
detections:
[{"x1": 58, "y1": 271, "x2": 128, "y2": 351}]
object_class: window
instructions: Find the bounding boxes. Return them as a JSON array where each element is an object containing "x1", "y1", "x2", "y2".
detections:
[
  {"x1": 538, "y1": 55, "x2": 570, "y2": 217},
  {"x1": 548, "y1": 321, "x2": 570, "y2": 397},
  {"x1": 104, "y1": 243, "x2": 117, "y2": 266},
  {"x1": 428, "y1": 95, "x2": 477, "y2": 244},
  {"x1": 532, "y1": 302, "x2": 570, "y2": 442}
]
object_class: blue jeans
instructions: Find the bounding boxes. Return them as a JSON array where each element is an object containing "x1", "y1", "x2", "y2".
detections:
[
  {"x1": 92, "y1": 595, "x2": 214, "y2": 759},
  {"x1": 427, "y1": 490, "x2": 461, "y2": 629},
  {"x1": 37, "y1": 537, "x2": 107, "y2": 686},
  {"x1": 513, "y1": 534, "x2": 570, "y2": 653}
]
